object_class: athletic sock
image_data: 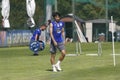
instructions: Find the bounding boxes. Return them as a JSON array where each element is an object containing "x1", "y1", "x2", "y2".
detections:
[
  {"x1": 52, "y1": 65, "x2": 57, "y2": 72},
  {"x1": 56, "y1": 60, "x2": 61, "y2": 65},
  {"x1": 55, "y1": 61, "x2": 62, "y2": 71},
  {"x1": 52, "y1": 65, "x2": 55, "y2": 67}
]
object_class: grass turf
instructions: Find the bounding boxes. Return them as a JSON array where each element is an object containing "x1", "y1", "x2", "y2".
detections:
[{"x1": 0, "y1": 42, "x2": 120, "y2": 80}]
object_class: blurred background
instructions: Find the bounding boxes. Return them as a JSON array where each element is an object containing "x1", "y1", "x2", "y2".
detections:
[{"x1": 0, "y1": 0, "x2": 120, "y2": 47}]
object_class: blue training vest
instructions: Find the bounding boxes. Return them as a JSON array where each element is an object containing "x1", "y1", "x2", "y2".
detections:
[
  {"x1": 52, "y1": 21, "x2": 64, "y2": 43},
  {"x1": 31, "y1": 28, "x2": 41, "y2": 41}
]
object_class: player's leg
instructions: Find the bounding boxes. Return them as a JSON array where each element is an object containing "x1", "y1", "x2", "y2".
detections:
[
  {"x1": 59, "y1": 49, "x2": 66, "y2": 61},
  {"x1": 50, "y1": 53, "x2": 56, "y2": 64},
  {"x1": 56, "y1": 49, "x2": 66, "y2": 71},
  {"x1": 55, "y1": 42, "x2": 66, "y2": 71},
  {"x1": 50, "y1": 53, "x2": 57, "y2": 72},
  {"x1": 50, "y1": 43, "x2": 57, "y2": 72}
]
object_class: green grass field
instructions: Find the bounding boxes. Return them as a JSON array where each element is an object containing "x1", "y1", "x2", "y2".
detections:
[{"x1": 0, "y1": 42, "x2": 120, "y2": 80}]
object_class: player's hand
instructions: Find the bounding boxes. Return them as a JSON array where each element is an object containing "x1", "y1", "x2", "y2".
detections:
[{"x1": 54, "y1": 41, "x2": 57, "y2": 46}]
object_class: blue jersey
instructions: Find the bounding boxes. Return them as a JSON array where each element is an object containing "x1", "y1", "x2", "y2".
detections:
[
  {"x1": 31, "y1": 28, "x2": 41, "y2": 41},
  {"x1": 52, "y1": 21, "x2": 64, "y2": 43}
]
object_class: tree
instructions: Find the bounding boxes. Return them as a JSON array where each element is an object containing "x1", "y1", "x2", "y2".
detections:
[
  {"x1": 0, "y1": 0, "x2": 120, "y2": 30},
  {"x1": 57, "y1": 0, "x2": 120, "y2": 24}
]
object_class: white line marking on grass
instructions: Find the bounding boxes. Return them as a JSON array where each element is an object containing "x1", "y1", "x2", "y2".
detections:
[
  {"x1": 86, "y1": 54, "x2": 98, "y2": 56},
  {"x1": 66, "y1": 54, "x2": 78, "y2": 56},
  {"x1": 110, "y1": 54, "x2": 120, "y2": 56}
]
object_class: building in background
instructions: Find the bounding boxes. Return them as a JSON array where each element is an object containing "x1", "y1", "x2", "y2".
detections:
[{"x1": 85, "y1": 19, "x2": 117, "y2": 42}]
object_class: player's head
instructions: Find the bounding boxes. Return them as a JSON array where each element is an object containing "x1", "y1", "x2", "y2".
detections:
[
  {"x1": 52, "y1": 12, "x2": 61, "y2": 22},
  {"x1": 40, "y1": 24, "x2": 47, "y2": 31}
]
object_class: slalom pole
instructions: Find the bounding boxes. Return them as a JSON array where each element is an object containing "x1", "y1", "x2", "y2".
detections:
[
  {"x1": 111, "y1": 16, "x2": 116, "y2": 67},
  {"x1": 76, "y1": 41, "x2": 79, "y2": 55},
  {"x1": 78, "y1": 42, "x2": 82, "y2": 55},
  {"x1": 98, "y1": 42, "x2": 102, "y2": 56}
]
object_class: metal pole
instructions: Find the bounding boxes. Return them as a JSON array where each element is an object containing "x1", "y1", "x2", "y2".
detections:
[
  {"x1": 55, "y1": 0, "x2": 58, "y2": 11},
  {"x1": 72, "y1": 0, "x2": 75, "y2": 15},
  {"x1": 72, "y1": 0, "x2": 75, "y2": 46},
  {"x1": 72, "y1": 0, "x2": 75, "y2": 40},
  {"x1": 105, "y1": 0, "x2": 108, "y2": 41},
  {"x1": 111, "y1": 16, "x2": 116, "y2": 67}
]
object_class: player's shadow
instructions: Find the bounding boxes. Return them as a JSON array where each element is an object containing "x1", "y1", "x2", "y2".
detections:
[{"x1": 46, "y1": 69, "x2": 53, "y2": 72}]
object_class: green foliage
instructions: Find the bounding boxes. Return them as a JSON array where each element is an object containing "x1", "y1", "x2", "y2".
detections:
[
  {"x1": 57, "y1": 0, "x2": 120, "y2": 24},
  {"x1": 0, "y1": 0, "x2": 120, "y2": 29},
  {"x1": 57, "y1": 0, "x2": 72, "y2": 16}
]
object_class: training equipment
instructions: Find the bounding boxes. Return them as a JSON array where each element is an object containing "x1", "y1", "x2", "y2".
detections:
[
  {"x1": 26, "y1": 0, "x2": 36, "y2": 28},
  {"x1": 29, "y1": 40, "x2": 45, "y2": 52},
  {"x1": 75, "y1": 20, "x2": 87, "y2": 43},
  {"x1": 38, "y1": 40, "x2": 45, "y2": 51},
  {"x1": 1, "y1": 0, "x2": 10, "y2": 28},
  {"x1": 111, "y1": 16, "x2": 116, "y2": 66}
]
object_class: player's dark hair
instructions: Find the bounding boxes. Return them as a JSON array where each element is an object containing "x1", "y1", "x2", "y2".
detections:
[
  {"x1": 40, "y1": 23, "x2": 47, "y2": 27},
  {"x1": 52, "y1": 12, "x2": 61, "y2": 18},
  {"x1": 48, "y1": 20, "x2": 51, "y2": 25}
]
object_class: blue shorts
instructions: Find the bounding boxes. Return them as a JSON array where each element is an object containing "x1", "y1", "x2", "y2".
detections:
[{"x1": 50, "y1": 42, "x2": 65, "y2": 54}]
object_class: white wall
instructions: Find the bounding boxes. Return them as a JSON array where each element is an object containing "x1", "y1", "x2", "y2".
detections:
[
  {"x1": 85, "y1": 22, "x2": 92, "y2": 42},
  {"x1": 109, "y1": 22, "x2": 116, "y2": 33}
]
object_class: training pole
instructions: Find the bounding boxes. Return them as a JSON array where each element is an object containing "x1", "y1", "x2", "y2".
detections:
[
  {"x1": 111, "y1": 16, "x2": 116, "y2": 67},
  {"x1": 98, "y1": 42, "x2": 102, "y2": 56}
]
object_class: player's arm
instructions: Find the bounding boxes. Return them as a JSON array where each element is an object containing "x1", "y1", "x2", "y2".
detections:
[
  {"x1": 62, "y1": 27, "x2": 65, "y2": 44},
  {"x1": 49, "y1": 23, "x2": 57, "y2": 46},
  {"x1": 34, "y1": 30, "x2": 39, "y2": 41},
  {"x1": 35, "y1": 34, "x2": 38, "y2": 41}
]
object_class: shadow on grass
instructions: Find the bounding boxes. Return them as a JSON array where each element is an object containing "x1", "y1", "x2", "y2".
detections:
[{"x1": 46, "y1": 69, "x2": 53, "y2": 72}]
